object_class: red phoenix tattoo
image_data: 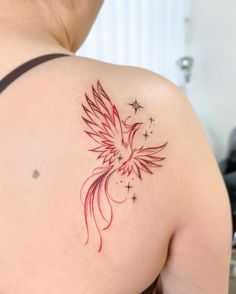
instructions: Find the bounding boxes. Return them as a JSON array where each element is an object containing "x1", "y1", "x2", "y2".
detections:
[{"x1": 80, "y1": 80, "x2": 168, "y2": 252}]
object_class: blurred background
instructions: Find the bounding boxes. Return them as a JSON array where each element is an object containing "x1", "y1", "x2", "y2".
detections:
[{"x1": 76, "y1": 0, "x2": 236, "y2": 292}]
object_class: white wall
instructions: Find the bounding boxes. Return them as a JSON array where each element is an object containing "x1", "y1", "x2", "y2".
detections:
[
  {"x1": 188, "y1": 0, "x2": 236, "y2": 161},
  {"x1": 78, "y1": 0, "x2": 188, "y2": 84}
]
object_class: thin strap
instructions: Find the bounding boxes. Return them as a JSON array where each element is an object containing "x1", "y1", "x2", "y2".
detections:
[{"x1": 0, "y1": 53, "x2": 71, "y2": 94}]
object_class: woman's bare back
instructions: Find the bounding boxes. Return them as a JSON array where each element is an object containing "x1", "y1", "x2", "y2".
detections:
[{"x1": 0, "y1": 54, "x2": 232, "y2": 294}]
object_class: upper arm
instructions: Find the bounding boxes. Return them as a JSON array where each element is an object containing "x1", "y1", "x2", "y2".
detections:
[
  {"x1": 151, "y1": 80, "x2": 233, "y2": 293},
  {"x1": 106, "y1": 65, "x2": 233, "y2": 293}
]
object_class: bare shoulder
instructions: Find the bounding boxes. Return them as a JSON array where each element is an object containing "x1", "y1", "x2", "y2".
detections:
[
  {"x1": 50, "y1": 54, "x2": 197, "y2": 138},
  {"x1": 53, "y1": 54, "x2": 195, "y2": 113},
  {"x1": 49, "y1": 55, "x2": 233, "y2": 249},
  {"x1": 52, "y1": 55, "x2": 231, "y2": 203},
  {"x1": 41, "y1": 55, "x2": 233, "y2": 223},
  {"x1": 60, "y1": 56, "x2": 233, "y2": 293}
]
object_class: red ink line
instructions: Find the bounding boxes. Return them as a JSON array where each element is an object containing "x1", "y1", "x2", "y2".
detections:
[{"x1": 80, "y1": 80, "x2": 168, "y2": 252}]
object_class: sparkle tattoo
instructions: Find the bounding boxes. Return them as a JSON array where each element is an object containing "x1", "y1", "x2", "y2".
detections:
[
  {"x1": 149, "y1": 117, "x2": 155, "y2": 126},
  {"x1": 131, "y1": 193, "x2": 138, "y2": 203},
  {"x1": 143, "y1": 130, "x2": 149, "y2": 140},
  {"x1": 128, "y1": 98, "x2": 143, "y2": 114},
  {"x1": 80, "y1": 80, "x2": 168, "y2": 252},
  {"x1": 125, "y1": 182, "x2": 133, "y2": 193}
]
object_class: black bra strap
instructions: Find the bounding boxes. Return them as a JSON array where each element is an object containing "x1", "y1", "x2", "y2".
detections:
[{"x1": 0, "y1": 53, "x2": 71, "y2": 94}]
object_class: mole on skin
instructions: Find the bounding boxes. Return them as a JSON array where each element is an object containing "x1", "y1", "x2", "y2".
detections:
[{"x1": 32, "y1": 169, "x2": 40, "y2": 179}]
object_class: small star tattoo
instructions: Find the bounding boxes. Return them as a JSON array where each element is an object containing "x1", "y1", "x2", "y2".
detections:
[
  {"x1": 143, "y1": 130, "x2": 149, "y2": 140},
  {"x1": 131, "y1": 193, "x2": 138, "y2": 203},
  {"x1": 125, "y1": 182, "x2": 133, "y2": 193},
  {"x1": 32, "y1": 169, "x2": 40, "y2": 179},
  {"x1": 128, "y1": 98, "x2": 143, "y2": 114},
  {"x1": 117, "y1": 154, "x2": 123, "y2": 162},
  {"x1": 149, "y1": 117, "x2": 155, "y2": 125}
]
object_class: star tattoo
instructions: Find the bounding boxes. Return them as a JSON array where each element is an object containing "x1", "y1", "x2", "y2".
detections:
[
  {"x1": 149, "y1": 117, "x2": 155, "y2": 125},
  {"x1": 128, "y1": 98, "x2": 143, "y2": 114},
  {"x1": 131, "y1": 193, "x2": 138, "y2": 203},
  {"x1": 143, "y1": 130, "x2": 149, "y2": 140},
  {"x1": 125, "y1": 182, "x2": 133, "y2": 193}
]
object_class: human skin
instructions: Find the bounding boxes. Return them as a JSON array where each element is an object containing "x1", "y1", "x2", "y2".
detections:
[{"x1": 0, "y1": 1, "x2": 232, "y2": 293}]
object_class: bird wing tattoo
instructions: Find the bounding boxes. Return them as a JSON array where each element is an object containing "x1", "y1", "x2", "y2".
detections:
[
  {"x1": 82, "y1": 80, "x2": 124, "y2": 165},
  {"x1": 80, "y1": 80, "x2": 168, "y2": 252}
]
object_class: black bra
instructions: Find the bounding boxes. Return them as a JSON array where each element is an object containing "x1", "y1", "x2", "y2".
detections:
[{"x1": 0, "y1": 53, "x2": 71, "y2": 94}]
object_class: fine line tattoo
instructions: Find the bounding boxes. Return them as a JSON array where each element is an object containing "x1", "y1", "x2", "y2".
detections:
[
  {"x1": 131, "y1": 193, "x2": 138, "y2": 203},
  {"x1": 128, "y1": 98, "x2": 144, "y2": 114},
  {"x1": 143, "y1": 130, "x2": 149, "y2": 140},
  {"x1": 149, "y1": 117, "x2": 155, "y2": 126},
  {"x1": 125, "y1": 182, "x2": 133, "y2": 193},
  {"x1": 80, "y1": 80, "x2": 168, "y2": 252}
]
